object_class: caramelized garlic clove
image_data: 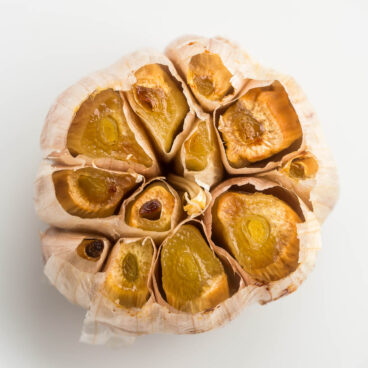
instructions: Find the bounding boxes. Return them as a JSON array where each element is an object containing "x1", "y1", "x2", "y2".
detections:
[
  {"x1": 187, "y1": 52, "x2": 233, "y2": 103},
  {"x1": 125, "y1": 181, "x2": 176, "y2": 232},
  {"x1": 67, "y1": 89, "x2": 154, "y2": 169},
  {"x1": 165, "y1": 35, "x2": 251, "y2": 111},
  {"x1": 218, "y1": 81, "x2": 303, "y2": 167},
  {"x1": 160, "y1": 224, "x2": 229, "y2": 313},
  {"x1": 52, "y1": 167, "x2": 138, "y2": 218},
  {"x1": 103, "y1": 238, "x2": 154, "y2": 308},
  {"x1": 126, "y1": 64, "x2": 189, "y2": 154},
  {"x1": 282, "y1": 152, "x2": 319, "y2": 180}
]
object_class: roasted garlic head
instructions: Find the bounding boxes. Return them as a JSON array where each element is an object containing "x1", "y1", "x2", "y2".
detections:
[{"x1": 35, "y1": 35, "x2": 338, "y2": 344}]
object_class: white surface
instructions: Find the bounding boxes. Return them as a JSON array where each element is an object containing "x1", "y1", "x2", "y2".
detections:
[{"x1": 0, "y1": 0, "x2": 367, "y2": 367}]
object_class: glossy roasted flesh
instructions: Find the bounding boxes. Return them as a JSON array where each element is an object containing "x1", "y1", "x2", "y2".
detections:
[
  {"x1": 126, "y1": 64, "x2": 189, "y2": 153},
  {"x1": 126, "y1": 182, "x2": 176, "y2": 232},
  {"x1": 104, "y1": 239, "x2": 153, "y2": 308},
  {"x1": 212, "y1": 192, "x2": 301, "y2": 282},
  {"x1": 67, "y1": 89, "x2": 152, "y2": 167},
  {"x1": 187, "y1": 52, "x2": 232, "y2": 102},
  {"x1": 53, "y1": 168, "x2": 138, "y2": 218},
  {"x1": 283, "y1": 152, "x2": 319, "y2": 180},
  {"x1": 161, "y1": 224, "x2": 229, "y2": 313},
  {"x1": 219, "y1": 82, "x2": 302, "y2": 166},
  {"x1": 184, "y1": 119, "x2": 212, "y2": 171}
]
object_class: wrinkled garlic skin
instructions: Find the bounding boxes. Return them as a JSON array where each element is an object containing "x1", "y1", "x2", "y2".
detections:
[
  {"x1": 67, "y1": 89, "x2": 153, "y2": 168},
  {"x1": 126, "y1": 64, "x2": 189, "y2": 153},
  {"x1": 219, "y1": 82, "x2": 303, "y2": 167},
  {"x1": 212, "y1": 192, "x2": 301, "y2": 283},
  {"x1": 282, "y1": 152, "x2": 319, "y2": 180},
  {"x1": 187, "y1": 52, "x2": 233, "y2": 103},
  {"x1": 53, "y1": 168, "x2": 138, "y2": 218},
  {"x1": 126, "y1": 182, "x2": 176, "y2": 232},
  {"x1": 103, "y1": 238, "x2": 154, "y2": 308},
  {"x1": 161, "y1": 224, "x2": 229, "y2": 313},
  {"x1": 184, "y1": 118, "x2": 212, "y2": 171}
]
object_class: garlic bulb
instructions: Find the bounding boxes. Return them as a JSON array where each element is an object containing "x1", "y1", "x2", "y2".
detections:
[{"x1": 35, "y1": 35, "x2": 338, "y2": 344}]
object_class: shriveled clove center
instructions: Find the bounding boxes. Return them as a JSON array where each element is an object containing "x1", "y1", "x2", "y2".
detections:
[
  {"x1": 126, "y1": 64, "x2": 189, "y2": 153},
  {"x1": 139, "y1": 199, "x2": 162, "y2": 220},
  {"x1": 77, "y1": 238, "x2": 104, "y2": 261},
  {"x1": 184, "y1": 119, "x2": 212, "y2": 171},
  {"x1": 104, "y1": 239, "x2": 153, "y2": 308},
  {"x1": 187, "y1": 52, "x2": 233, "y2": 103},
  {"x1": 285, "y1": 153, "x2": 319, "y2": 180},
  {"x1": 67, "y1": 89, "x2": 152, "y2": 167},
  {"x1": 126, "y1": 183, "x2": 175, "y2": 232},
  {"x1": 219, "y1": 82, "x2": 302, "y2": 166},
  {"x1": 53, "y1": 168, "x2": 138, "y2": 218},
  {"x1": 161, "y1": 224, "x2": 229, "y2": 313},
  {"x1": 212, "y1": 191, "x2": 301, "y2": 282}
]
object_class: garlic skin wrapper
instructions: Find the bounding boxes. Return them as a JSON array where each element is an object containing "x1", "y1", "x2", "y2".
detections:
[
  {"x1": 36, "y1": 37, "x2": 337, "y2": 344},
  {"x1": 41, "y1": 228, "x2": 111, "y2": 309}
]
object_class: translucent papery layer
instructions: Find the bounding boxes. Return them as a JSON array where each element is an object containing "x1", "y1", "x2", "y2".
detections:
[{"x1": 41, "y1": 228, "x2": 111, "y2": 309}]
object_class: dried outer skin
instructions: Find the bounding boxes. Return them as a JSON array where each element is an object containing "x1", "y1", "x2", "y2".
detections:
[
  {"x1": 34, "y1": 161, "x2": 143, "y2": 239},
  {"x1": 41, "y1": 227, "x2": 111, "y2": 309},
  {"x1": 118, "y1": 177, "x2": 183, "y2": 243},
  {"x1": 109, "y1": 49, "x2": 199, "y2": 162},
  {"x1": 40, "y1": 69, "x2": 160, "y2": 177},
  {"x1": 165, "y1": 35, "x2": 252, "y2": 112},
  {"x1": 175, "y1": 114, "x2": 224, "y2": 189},
  {"x1": 204, "y1": 176, "x2": 322, "y2": 302}
]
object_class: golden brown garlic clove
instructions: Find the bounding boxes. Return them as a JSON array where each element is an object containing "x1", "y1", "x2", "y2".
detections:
[
  {"x1": 160, "y1": 223, "x2": 229, "y2": 313},
  {"x1": 282, "y1": 152, "x2": 319, "y2": 180},
  {"x1": 176, "y1": 115, "x2": 223, "y2": 188},
  {"x1": 126, "y1": 64, "x2": 189, "y2": 154},
  {"x1": 187, "y1": 52, "x2": 233, "y2": 103},
  {"x1": 125, "y1": 182, "x2": 176, "y2": 232},
  {"x1": 52, "y1": 167, "x2": 138, "y2": 218},
  {"x1": 212, "y1": 191, "x2": 301, "y2": 283},
  {"x1": 103, "y1": 238, "x2": 154, "y2": 308},
  {"x1": 218, "y1": 81, "x2": 303, "y2": 167},
  {"x1": 67, "y1": 89, "x2": 153, "y2": 169},
  {"x1": 165, "y1": 35, "x2": 251, "y2": 111}
]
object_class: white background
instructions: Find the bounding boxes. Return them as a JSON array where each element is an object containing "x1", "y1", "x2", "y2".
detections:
[{"x1": 0, "y1": 0, "x2": 367, "y2": 367}]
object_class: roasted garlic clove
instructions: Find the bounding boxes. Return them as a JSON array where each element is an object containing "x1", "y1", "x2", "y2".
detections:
[
  {"x1": 187, "y1": 52, "x2": 233, "y2": 103},
  {"x1": 212, "y1": 191, "x2": 301, "y2": 283},
  {"x1": 126, "y1": 64, "x2": 189, "y2": 155},
  {"x1": 160, "y1": 224, "x2": 229, "y2": 313},
  {"x1": 35, "y1": 162, "x2": 143, "y2": 238},
  {"x1": 52, "y1": 167, "x2": 138, "y2": 218},
  {"x1": 41, "y1": 70, "x2": 160, "y2": 177},
  {"x1": 281, "y1": 152, "x2": 319, "y2": 180},
  {"x1": 41, "y1": 228, "x2": 111, "y2": 308},
  {"x1": 218, "y1": 81, "x2": 303, "y2": 167},
  {"x1": 125, "y1": 181, "x2": 176, "y2": 232},
  {"x1": 103, "y1": 238, "x2": 154, "y2": 308},
  {"x1": 67, "y1": 89, "x2": 153, "y2": 169},
  {"x1": 166, "y1": 35, "x2": 251, "y2": 111},
  {"x1": 176, "y1": 116, "x2": 223, "y2": 188}
]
